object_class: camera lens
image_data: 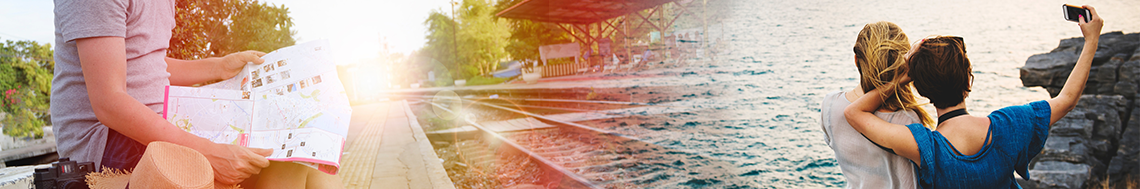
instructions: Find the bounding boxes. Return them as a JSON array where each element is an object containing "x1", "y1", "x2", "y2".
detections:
[{"x1": 59, "y1": 180, "x2": 89, "y2": 189}]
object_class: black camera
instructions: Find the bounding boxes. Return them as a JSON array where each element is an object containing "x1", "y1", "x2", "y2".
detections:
[{"x1": 33, "y1": 157, "x2": 97, "y2": 189}]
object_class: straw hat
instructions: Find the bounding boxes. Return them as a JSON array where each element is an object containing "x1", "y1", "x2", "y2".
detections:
[{"x1": 85, "y1": 141, "x2": 241, "y2": 189}]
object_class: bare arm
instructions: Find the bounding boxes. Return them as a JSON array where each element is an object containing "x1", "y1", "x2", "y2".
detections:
[
  {"x1": 166, "y1": 51, "x2": 266, "y2": 86},
  {"x1": 843, "y1": 79, "x2": 922, "y2": 164},
  {"x1": 1047, "y1": 5, "x2": 1104, "y2": 125},
  {"x1": 77, "y1": 37, "x2": 271, "y2": 184}
]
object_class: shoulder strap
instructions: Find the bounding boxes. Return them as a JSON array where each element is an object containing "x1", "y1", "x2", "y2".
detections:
[{"x1": 860, "y1": 133, "x2": 896, "y2": 154}]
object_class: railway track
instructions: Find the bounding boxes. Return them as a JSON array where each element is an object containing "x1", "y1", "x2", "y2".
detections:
[{"x1": 424, "y1": 96, "x2": 733, "y2": 189}]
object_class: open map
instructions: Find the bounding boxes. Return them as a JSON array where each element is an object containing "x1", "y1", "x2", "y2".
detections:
[{"x1": 163, "y1": 40, "x2": 351, "y2": 174}]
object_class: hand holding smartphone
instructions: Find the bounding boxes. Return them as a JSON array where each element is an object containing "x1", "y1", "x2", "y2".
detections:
[{"x1": 1064, "y1": 4, "x2": 1090, "y2": 22}]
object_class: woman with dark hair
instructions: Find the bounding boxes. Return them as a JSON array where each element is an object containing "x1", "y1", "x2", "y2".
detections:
[
  {"x1": 843, "y1": 5, "x2": 1103, "y2": 188},
  {"x1": 820, "y1": 21, "x2": 932, "y2": 188}
]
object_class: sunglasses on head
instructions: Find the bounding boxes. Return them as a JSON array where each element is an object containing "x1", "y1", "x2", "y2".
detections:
[
  {"x1": 906, "y1": 35, "x2": 965, "y2": 59},
  {"x1": 923, "y1": 35, "x2": 964, "y2": 43}
]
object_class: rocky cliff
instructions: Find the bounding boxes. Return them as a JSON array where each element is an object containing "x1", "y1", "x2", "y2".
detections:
[{"x1": 1020, "y1": 31, "x2": 1139, "y2": 188}]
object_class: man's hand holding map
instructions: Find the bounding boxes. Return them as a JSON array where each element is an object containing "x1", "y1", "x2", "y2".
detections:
[{"x1": 163, "y1": 40, "x2": 351, "y2": 175}]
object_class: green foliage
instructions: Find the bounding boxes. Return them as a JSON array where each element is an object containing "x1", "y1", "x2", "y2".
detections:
[
  {"x1": 0, "y1": 39, "x2": 53, "y2": 138},
  {"x1": 420, "y1": 58, "x2": 453, "y2": 88},
  {"x1": 218, "y1": 1, "x2": 296, "y2": 54},
  {"x1": 459, "y1": 64, "x2": 480, "y2": 80},
  {"x1": 494, "y1": 0, "x2": 572, "y2": 64},
  {"x1": 432, "y1": 74, "x2": 453, "y2": 88},
  {"x1": 455, "y1": 0, "x2": 510, "y2": 77},
  {"x1": 503, "y1": 20, "x2": 571, "y2": 63},
  {"x1": 421, "y1": 0, "x2": 511, "y2": 81},
  {"x1": 422, "y1": 11, "x2": 459, "y2": 76},
  {"x1": 465, "y1": 75, "x2": 509, "y2": 86},
  {"x1": 169, "y1": 0, "x2": 296, "y2": 60},
  {"x1": 169, "y1": 0, "x2": 229, "y2": 59}
]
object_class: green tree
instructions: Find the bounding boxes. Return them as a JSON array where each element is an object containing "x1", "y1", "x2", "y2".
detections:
[
  {"x1": 169, "y1": 0, "x2": 296, "y2": 60},
  {"x1": 421, "y1": 0, "x2": 510, "y2": 81},
  {"x1": 503, "y1": 19, "x2": 572, "y2": 66},
  {"x1": 421, "y1": 10, "x2": 458, "y2": 77},
  {"x1": 455, "y1": 0, "x2": 510, "y2": 77},
  {"x1": 0, "y1": 39, "x2": 53, "y2": 138},
  {"x1": 494, "y1": 0, "x2": 571, "y2": 64}
]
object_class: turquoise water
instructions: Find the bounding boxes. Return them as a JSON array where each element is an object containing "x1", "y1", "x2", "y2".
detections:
[{"x1": 592, "y1": 0, "x2": 1140, "y2": 187}]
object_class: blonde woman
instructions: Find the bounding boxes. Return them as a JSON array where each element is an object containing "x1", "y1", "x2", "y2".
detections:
[
  {"x1": 845, "y1": 6, "x2": 1103, "y2": 187},
  {"x1": 820, "y1": 21, "x2": 933, "y2": 188}
]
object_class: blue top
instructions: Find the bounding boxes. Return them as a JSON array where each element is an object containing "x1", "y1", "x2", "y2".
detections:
[{"x1": 905, "y1": 100, "x2": 1051, "y2": 188}]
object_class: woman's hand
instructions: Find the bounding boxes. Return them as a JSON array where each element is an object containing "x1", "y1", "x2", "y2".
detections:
[
  {"x1": 1078, "y1": 5, "x2": 1103, "y2": 41},
  {"x1": 1048, "y1": 5, "x2": 1104, "y2": 125},
  {"x1": 216, "y1": 50, "x2": 267, "y2": 80},
  {"x1": 903, "y1": 38, "x2": 926, "y2": 61},
  {"x1": 200, "y1": 143, "x2": 273, "y2": 184}
]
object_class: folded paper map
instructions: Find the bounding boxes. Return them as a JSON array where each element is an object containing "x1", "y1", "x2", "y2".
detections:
[{"x1": 162, "y1": 40, "x2": 351, "y2": 175}]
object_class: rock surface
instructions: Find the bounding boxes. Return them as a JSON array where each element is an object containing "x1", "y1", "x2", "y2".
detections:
[{"x1": 1021, "y1": 32, "x2": 1139, "y2": 188}]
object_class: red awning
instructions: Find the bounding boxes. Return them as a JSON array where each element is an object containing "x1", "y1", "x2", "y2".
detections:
[{"x1": 496, "y1": 0, "x2": 679, "y2": 24}]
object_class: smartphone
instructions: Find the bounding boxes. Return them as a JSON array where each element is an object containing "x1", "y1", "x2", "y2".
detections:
[{"x1": 1063, "y1": 4, "x2": 1090, "y2": 22}]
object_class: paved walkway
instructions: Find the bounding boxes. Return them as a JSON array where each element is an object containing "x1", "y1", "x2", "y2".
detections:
[{"x1": 340, "y1": 100, "x2": 454, "y2": 189}]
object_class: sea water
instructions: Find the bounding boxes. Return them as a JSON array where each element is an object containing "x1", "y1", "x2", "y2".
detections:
[{"x1": 629, "y1": 0, "x2": 1140, "y2": 187}]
